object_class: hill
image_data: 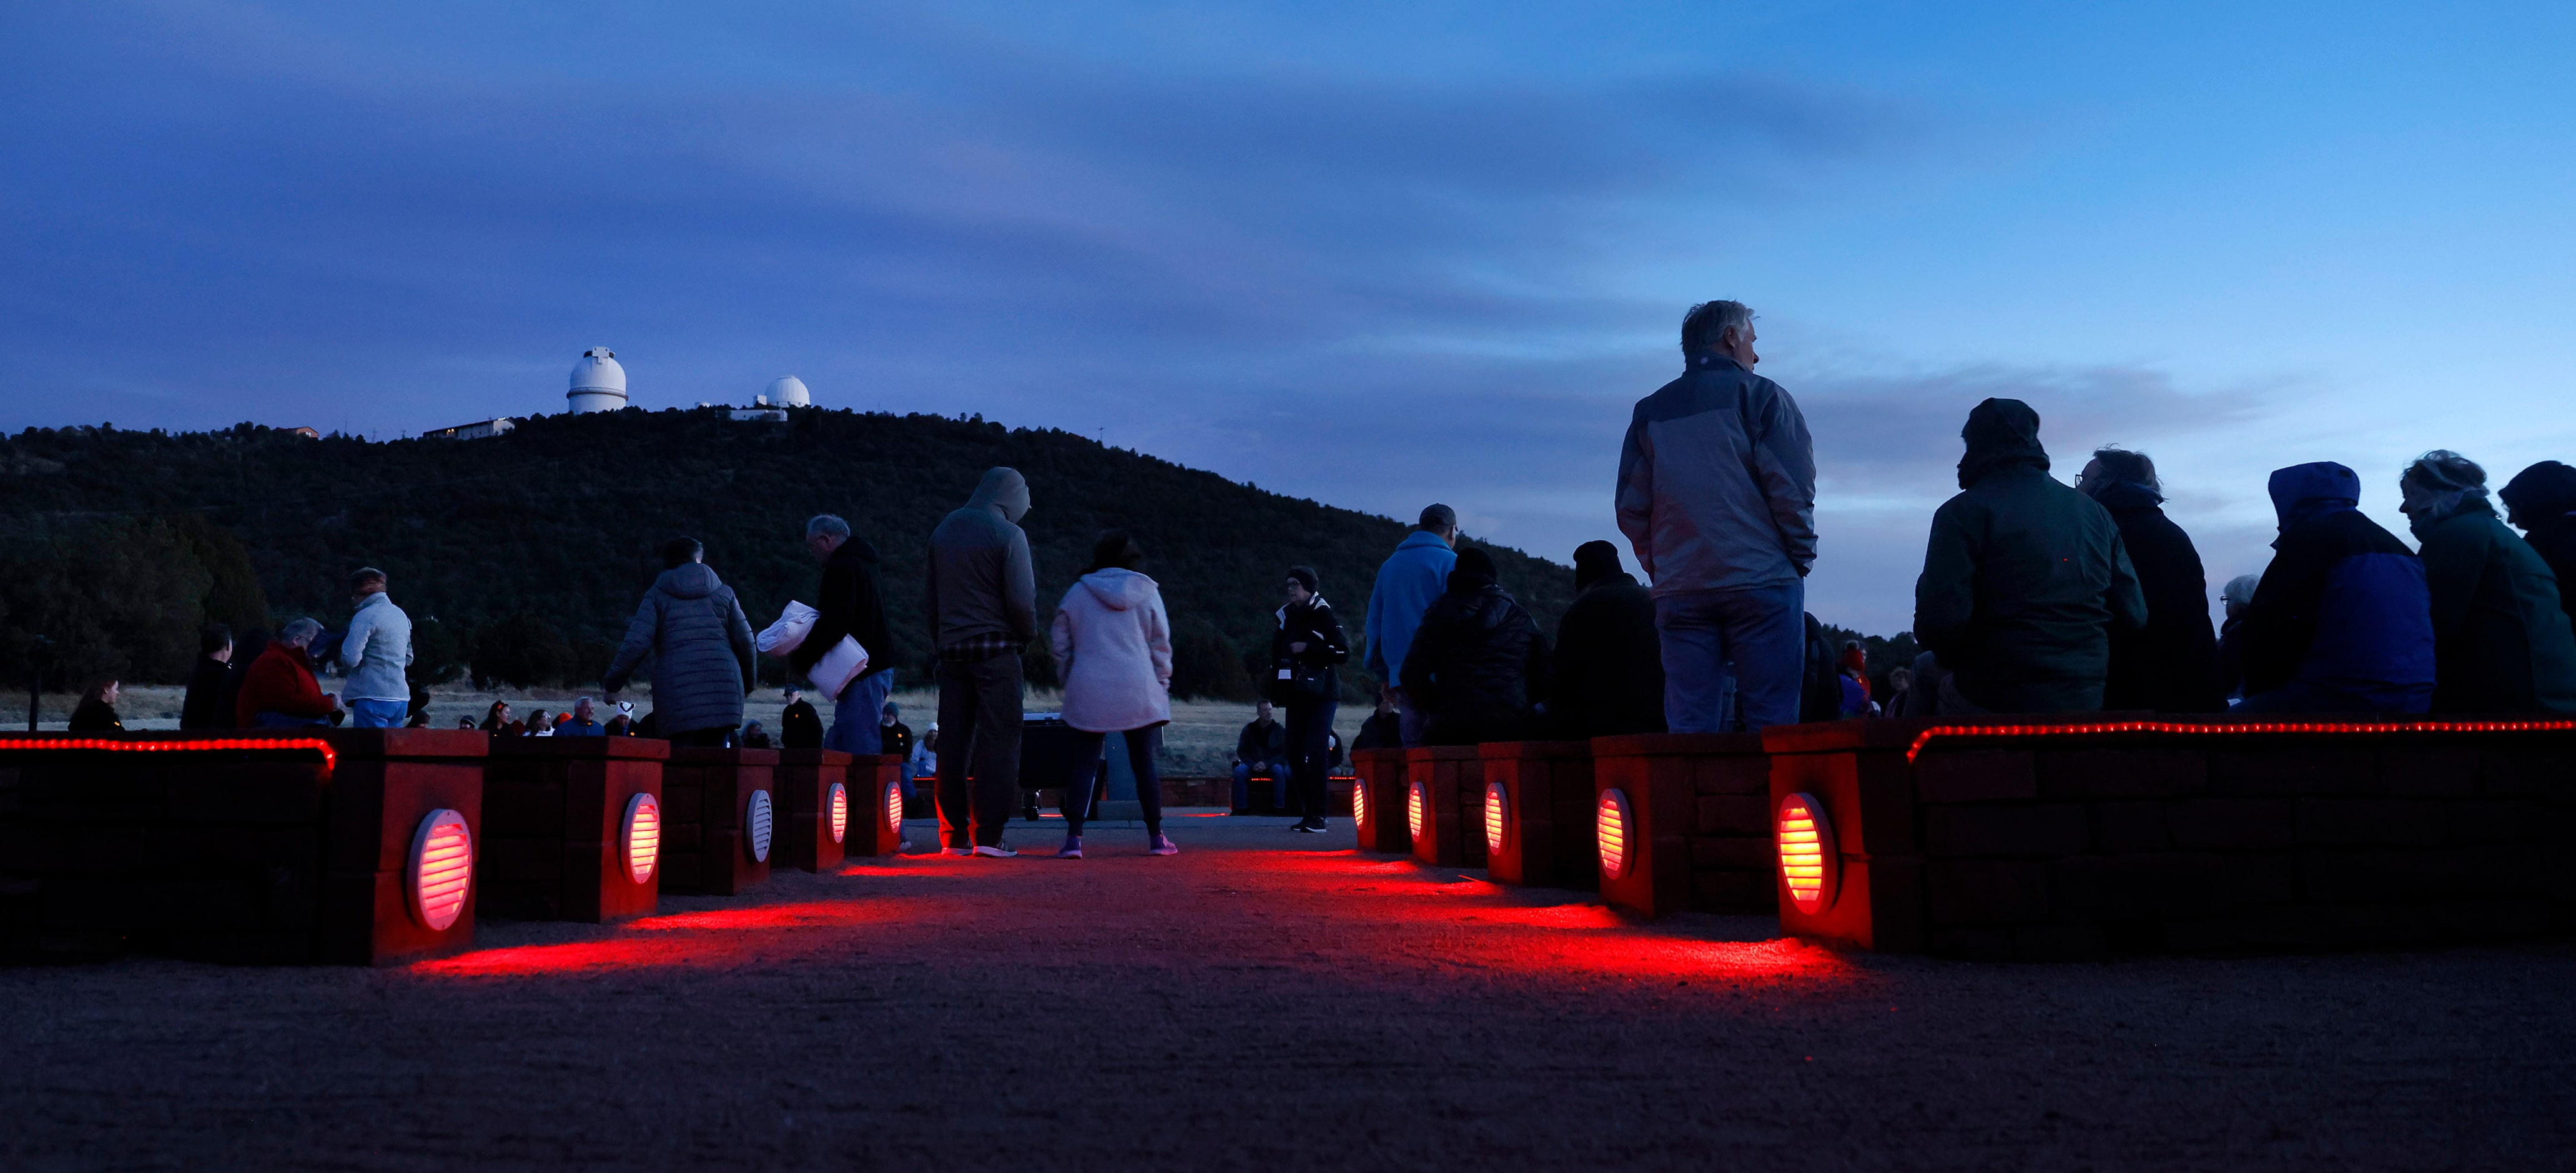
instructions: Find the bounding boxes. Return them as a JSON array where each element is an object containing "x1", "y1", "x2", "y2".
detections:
[{"x1": 0, "y1": 410, "x2": 1577, "y2": 698}]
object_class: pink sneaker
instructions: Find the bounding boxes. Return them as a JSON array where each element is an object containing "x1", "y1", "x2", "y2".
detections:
[{"x1": 1148, "y1": 834, "x2": 1178, "y2": 856}]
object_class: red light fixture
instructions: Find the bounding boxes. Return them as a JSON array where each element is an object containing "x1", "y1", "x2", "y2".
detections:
[
  {"x1": 1406, "y1": 779, "x2": 1426, "y2": 844},
  {"x1": 747, "y1": 789, "x2": 774, "y2": 864},
  {"x1": 0, "y1": 736, "x2": 337, "y2": 778},
  {"x1": 1484, "y1": 781, "x2": 1509, "y2": 856},
  {"x1": 1352, "y1": 775, "x2": 1369, "y2": 831},
  {"x1": 1597, "y1": 789, "x2": 1632, "y2": 881},
  {"x1": 623, "y1": 792, "x2": 660, "y2": 885},
  {"x1": 1904, "y1": 718, "x2": 2576, "y2": 762},
  {"x1": 882, "y1": 777, "x2": 905, "y2": 842},
  {"x1": 1775, "y1": 791, "x2": 1838, "y2": 914},
  {"x1": 827, "y1": 781, "x2": 849, "y2": 844},
  {"x1": 408, "y1": 808, "x2": 473, "y2": 931}
]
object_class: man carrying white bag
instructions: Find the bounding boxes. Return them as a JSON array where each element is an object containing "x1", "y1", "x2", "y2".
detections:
[{"x1": 779, "y1": 515, "x2": 899, "y2": 755}]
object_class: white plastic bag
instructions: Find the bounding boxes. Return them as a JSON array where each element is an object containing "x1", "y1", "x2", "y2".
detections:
[
  {"x1": 759, "y1": 601, "x2": 819, "y2": 655},
  {"x1": 807, "y1": 635, "x2": 870, "y2": 699}
]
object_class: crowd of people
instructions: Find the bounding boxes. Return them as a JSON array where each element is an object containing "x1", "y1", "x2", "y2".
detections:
[{"x1": 84, "y1": 296, "x2": 2576, "y2": 863}]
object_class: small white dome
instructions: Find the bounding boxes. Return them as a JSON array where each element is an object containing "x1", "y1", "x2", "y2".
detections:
[
  {"x1": 571, "y1": 347, "x2": 627, "y2": 393},
  {"x1": 766, "y1": 375, "x2": 811, "y2": 407}
]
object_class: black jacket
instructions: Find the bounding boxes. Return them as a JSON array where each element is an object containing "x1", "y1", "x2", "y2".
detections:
[
  {"x1": 1235, "y1": 718, "x2": 1286, "y2": 763},
  {"x1": 2528, "y1": 515, "x2": 2576, "y2": 629},
  {"x1": 69, "y1": 698, "x2": 122, "y2": 733},
  {"x1": 1268, "y1": 597, "x2": 1350, "y2": 706},
  {"x1": 1399, "y1": 571, "x2": 1551, "y2": 745},
  {"x1": 882, "y1": 720, "x2": 914, "y2": 761},
  {"x1": 1353, "y1": 711, "x2": 1401, "y2": 751},
  {"x1": 2093, "y1": 482, "x2": 2224, "y2": 712},
  {"x1": 795, "y1": 537, "x2": 894, "y2": 681},
  {"x1": 1549, "y1": 572, "x2": 1665, "y2": 739},
  {"x1": 780, "y1": 699, "x2": 823, "y2": 750},
  {"x1": 180, "y1": 655, "x2": 232, "y2": 730}
]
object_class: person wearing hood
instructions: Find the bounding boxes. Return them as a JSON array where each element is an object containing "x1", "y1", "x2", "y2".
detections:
[
  {"x1": 1270, "y1": 565, "x2": 1351, "y2": 832},
  {"x1": 1400, "y1": 547, "x2": 1552, "y2": 745},
  {"x1": 2397, "y1": 451, "x2": 2576, "y2": 713},
  {"x1": 1914, "y1": 398, "x2": 2146, "y2": 713},
  {"x1": 2078, "y1": 447, "x2": 2224, "y2": 712},
  {"x1": 2500, "y1": 460, "x2": 2576, "y2": 627},
  {"x1": 794, "y1": 513, "x2": 898, "y2": 756},
  {"x1": 927, "y1": 467, "x2": 1040, "y2": 857},
  {"x1": 2231, "y1": 462, "x2": 2434, "y2": 712},
  {"x1": 1618, "y1": 300, "x2": 1818, "y2": 733},
  {"x1": 1547, "y1": 541, "x2": 1666, "y2": 739},
  {"x1": 1366, "y1": 503, "x2": 1461, "y2": 746},
  {"x1": 602, "y1": 537, "x2": 758, "y2": 746},
  {"x1": 1047, "y1": 530, "x2": 1180, "y2": 859}
]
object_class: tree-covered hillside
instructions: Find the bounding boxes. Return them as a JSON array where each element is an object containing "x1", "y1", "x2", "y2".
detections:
[{"x1": 0, "y1": 410, "x2": 1577, "y2": 696}]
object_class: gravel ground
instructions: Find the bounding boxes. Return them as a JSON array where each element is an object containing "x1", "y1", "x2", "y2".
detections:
[{"x1": 4, "y1": 816, "x2": 2574, "y2": 1171}]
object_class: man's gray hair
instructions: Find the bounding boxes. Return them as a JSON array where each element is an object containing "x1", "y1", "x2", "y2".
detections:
[
  {"x1": 2221, "y1": 573, "x2": 2263, "y2": 608},
  {"x1": 805, "y1": 514, "x2": 851, "y2": 540},
  {"x1": 1680, "y1": 300, "x2": 1754, "y2": 357},
  {"x1": 280, "y1": 617, "x2": 323, "y2": 642}
]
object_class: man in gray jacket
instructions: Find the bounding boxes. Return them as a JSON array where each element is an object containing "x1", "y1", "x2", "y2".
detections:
[
  {"x1": 927, "y1": 467, "x2": 1039, "y2": 857},
  {"x1": 338, "y1": 568, "x2": 415, "y2": 729},
  {"x1": 1616, "y1": 300, "x2": 1818, "y2": 732}
]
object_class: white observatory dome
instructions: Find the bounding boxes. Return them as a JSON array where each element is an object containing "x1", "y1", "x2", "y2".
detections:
[
  {"x1": 568, "y1": 347, "x2": 628, "y2": 413},
  {"x1": 765, "y1": 375, "x2": 811, "y2": 408}
]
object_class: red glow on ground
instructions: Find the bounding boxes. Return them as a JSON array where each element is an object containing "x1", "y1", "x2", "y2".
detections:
[
  {"x1": 1905, "y1": 718, "x2": 2576, "y2": 761},
  {"x1": 628, "y1": 902, "x2": 895, "y2": 931},
  {"x1": 415, "y1": 937, "x2": 700, "y2": 976}
]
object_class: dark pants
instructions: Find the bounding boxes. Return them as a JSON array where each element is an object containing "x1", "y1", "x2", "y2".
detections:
[
  {"x1": 936, "y1": 652, "x2": 1024, "y2": 848},
  {"x1": 668, "y1": 726, "x2": 734, "y2": 748},
  {"x1": 1062, "y1": 726, "x2": 1163, "y2": 837},
  {"x1": 1283, "y1": 700, "x2": 1336, "y2": 824}
]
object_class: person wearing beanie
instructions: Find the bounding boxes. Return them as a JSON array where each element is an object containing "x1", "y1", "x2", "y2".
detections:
[
  {"x1": 2399, "y1": 451, "x2": 2576, "y2": 713},
  {"x1": 1619, "y1": 301, "x2": 1818, "y2": 732},
  {"x1": 1914, "y1": 398, "x2": 2146, "y2": 713},
  {"x1": 2231, "y1": 461, "x2": 2434, "y2": 712},
  {"x1": 1269, "y1": 564, "x2": 1350, "y2": 832},
  {"x1": 1399, "y1": 547, "x2": 1552, "y2": 745},
  {"x1": 1366, "y1": 503, "x2": 1461, "y2": 746},
  {"x1": 2500, "y1": 460, "x2": 2576, "y2": 627},
  {"x1": 1547, "y1": 540, "x2": 1664, "y2": 739}
]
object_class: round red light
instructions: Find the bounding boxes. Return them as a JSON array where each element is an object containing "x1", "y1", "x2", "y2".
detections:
[
  {"x1": 1597, "y1": 789, "x2": 1632, "y2": 881},
  {"x1": 1352, "y1": 775, "x2": 1370, "y2": 834},
  {"x1": 407, "y1": 808, "x2": 473, "y2": 931},
  {"x1": 828, "y1": 781, "x2": 849, "y2": 844},
  {"x1": 747, "y1": 789, "x2": 774, "y2": 864},
  {"x1": 1775, "y1": 791, "x2": 1839, "y2": 914},
  {"x1": 623, "y1": 792, "x2": 659, "y2": 884},
  {"x1": 1484, "y1": 781, "x2": 1508, "y2": 856},
  {"x1": 884, "y1": 778, "x2": 905, "y2": 841},
  {"x1": 1406, "y1": 780, "x2": 1426, "y2": 843}
]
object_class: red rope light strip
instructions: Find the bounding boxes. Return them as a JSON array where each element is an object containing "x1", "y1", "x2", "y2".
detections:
[
  {"x1": 0, "y1": 736, "x2": 338, "y2": 780},
  {"x1": 1905, "y1": 719, "x2": 2576, "y2": 763}
]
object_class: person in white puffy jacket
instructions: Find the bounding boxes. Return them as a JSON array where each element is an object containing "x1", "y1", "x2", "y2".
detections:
[{"x1": 1048, "y1": 530, "x2": 1177, "y2": 859}]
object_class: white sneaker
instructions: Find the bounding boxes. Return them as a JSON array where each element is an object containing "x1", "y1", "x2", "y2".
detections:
[{"x1": 972, "y1": 844, "x2": 1019, "y2": 858}]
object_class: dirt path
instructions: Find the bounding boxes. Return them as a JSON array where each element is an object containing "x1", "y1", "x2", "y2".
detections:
[{"x1": 3, "y1": 818, "x2": 2572, "y2": 1170}]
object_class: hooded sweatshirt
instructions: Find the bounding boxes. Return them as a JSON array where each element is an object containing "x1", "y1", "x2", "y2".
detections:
[
  {"x1": 1399, "y1": 551, "x2": 1551, "y2": 744},
  {"x1": 926, "y1": 467, "x2": 1039, "y2": 657},
  {"x1": 1049, "y1": 567, "x2": 1175, "y2": 733},
  {"x1": 2500, "y1": 460, "x2": 2576, "y2": 628},
  {"x1": 2233, "y1": 462, "x2": 2434, "y2": 710},
  {"x1": 1913, "y1": 398, "x2": 2147, "y2": 713},
  {"x1": 602, "y1": 561, "x2": 758, "y2": 735}
]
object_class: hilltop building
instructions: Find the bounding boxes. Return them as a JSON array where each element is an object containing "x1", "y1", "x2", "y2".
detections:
[
  {"x1": 568, "y1": 347, "x2": 628, "y2": 413},
  {"x1": 725, "y1": 375, "x2": 812, "y2": 422},
  {"x1": 426, "y1": 418, "x2": 515, "y2": 441}
]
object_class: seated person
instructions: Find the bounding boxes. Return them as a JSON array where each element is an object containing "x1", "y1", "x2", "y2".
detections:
[
  {"x1": 2398, "y1": 451, "x2": 2576, "y2": 713},
  {"x1": 556, "y1": 696, "x2": 608, "y2": 736},
  {"x1": 2233, "y1": 462, "x2": 2434, "y2": 712},
  {"x1": 1399, "y1": 547, "x2": 1551, "y2": 745},
  {"x1": 69, "y1": 680, "x2": 124, "y2": 732},
  {"x1": 234, "y1": 619, "x2": 343, "y2": 728},
  {"x1": 1547, "y1": 541, "x2": 1665, "y2": 739},
  {"x1": 2499, "y1": 460, "x2": 2576, "y2": 628},
  {"x1": 779, "y1": 688, "x2": 823, "y2": 750},
  {"x1": 1229, "y1": 700, "x2": 1289, "y2": 814},
  {"x1": 1351, "y1": 691, "x2": 1403, "y2": 752},
  {"x1": 738, "y1": 719, "x2": 772, "y2": 748},
  {"x1": 1914, "y1": 398, "x2": 2146, "y2": 713}
]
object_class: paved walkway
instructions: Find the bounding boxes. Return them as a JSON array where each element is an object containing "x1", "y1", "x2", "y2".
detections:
[{"x1": 4, "y1": 814, "x2": 2574, "y2": 1170}]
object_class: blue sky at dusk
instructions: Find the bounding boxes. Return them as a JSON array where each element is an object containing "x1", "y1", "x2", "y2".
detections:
[{"x1": 4, "y1": 2, "x2": 2572, "y2": 633}]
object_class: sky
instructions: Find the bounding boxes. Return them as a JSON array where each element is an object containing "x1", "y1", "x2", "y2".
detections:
[{"x1": 4, "y1": 1, "x2": 2573, "y2": 633}]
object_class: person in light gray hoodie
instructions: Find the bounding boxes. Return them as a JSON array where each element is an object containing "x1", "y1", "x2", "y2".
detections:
[
  {"x1": 1049, "y1": 530, "x2": 1177, "y2": 859},
  {"x1": 338, "y1": 568, "x2": 415, "y2": 728},
  {"x1": 926, "y1": 467, "x2": 1039, "y2": 856},
  {"x1": 603, "y1": 537, "x2": 758, "y2": 746}
]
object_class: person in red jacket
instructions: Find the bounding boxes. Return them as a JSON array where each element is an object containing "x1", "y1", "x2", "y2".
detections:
[{"x1": 235, "y1": 619, "x2": 342, "y2": 728}]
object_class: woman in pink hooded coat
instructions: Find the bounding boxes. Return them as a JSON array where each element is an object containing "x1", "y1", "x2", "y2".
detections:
[{"x1": 1049, "y1": 530, "x2": 1177, "y2": 859}]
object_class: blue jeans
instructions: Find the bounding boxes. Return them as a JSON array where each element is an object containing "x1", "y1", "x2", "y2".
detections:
[
  {"x1": 1231, "y1": 761, "x2": 1288, "y2": 812},
  {"x1": 825, "y1": 670, "x2": 894, "y2": 755},
  {"x1": 1063, "y1": 726, "x2": 1163, "y2": 836},
  {"x1": 1656, "y1": 581, "x2": 1805, "y2": 733},
  {"x1": 347, "y1": 699, "x2": 407, "y2": 729}
]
